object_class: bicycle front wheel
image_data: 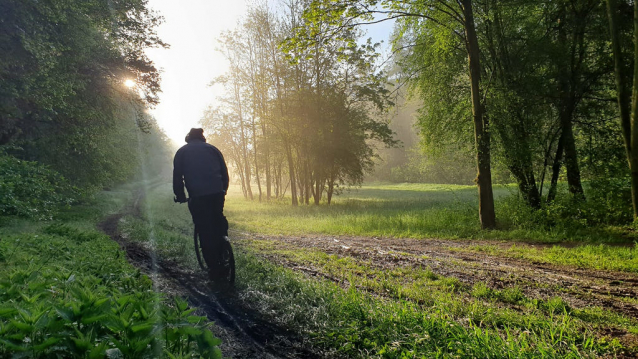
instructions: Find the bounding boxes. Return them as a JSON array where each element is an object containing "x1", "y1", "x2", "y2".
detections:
[{"x1": 194, "y1": 229, "x2": 208, "y2": 271}]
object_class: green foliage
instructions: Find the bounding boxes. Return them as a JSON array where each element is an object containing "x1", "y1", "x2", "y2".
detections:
[
  {"x1": 0, "y1": 0, "x2": 170, "y2": 190},
  {"x1": 43, "y1": 224, "x2": 103, "y2": 243},
  {"x1": 203, "y1": 2, "x2": 396, "y2": 205},
  {"x1": 0, "y1": 219, "x2": 222, "y2": 358},
  {"x1": 498, "y1": 178, "x2": 633, "y2": 231},
  {"x1": 0, "y1": 154, "x2": 78, "y2": 219}
]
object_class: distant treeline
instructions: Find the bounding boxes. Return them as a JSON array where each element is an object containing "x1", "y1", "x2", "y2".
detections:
[
  {"x1": 0, "y1": 0, "x2": 172, "y2": 217},
  {"x1": 201, "y1": 3, "x2": 396, "y2": 205}
]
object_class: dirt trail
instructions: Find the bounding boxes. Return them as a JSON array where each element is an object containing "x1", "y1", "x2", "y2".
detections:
[
  {"x1": 235, "y1": 233, "x2": 638, "y2": 322},
  {"x1": 98, "y1": 191, "x2": 322, "y2": 359}
]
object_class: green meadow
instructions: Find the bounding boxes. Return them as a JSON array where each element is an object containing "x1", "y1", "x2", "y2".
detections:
[{"x1": 224, "y1": 182, "x2": 637, "y2": 244}]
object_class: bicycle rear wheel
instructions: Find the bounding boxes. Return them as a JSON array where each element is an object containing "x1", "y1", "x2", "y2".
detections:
[
  {"x1": 194, "y1": 230, "x2": 235, "y2": 286},
  {"x1": 218, "y1": 237, "x2": 235, "y2": 286}
]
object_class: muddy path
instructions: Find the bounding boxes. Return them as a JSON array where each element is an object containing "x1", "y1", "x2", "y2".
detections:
[
  {"x1": 98, "y1": 192, "x2": 323, "y2": 359},
  {"x1": 234, "y1": 233, "x2": 638, "y2": 329}
]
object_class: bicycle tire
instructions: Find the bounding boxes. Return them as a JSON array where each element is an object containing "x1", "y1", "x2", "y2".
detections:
[
  {"x1": 194, "y1": 229, "x2": 208, "y2": 271},
  {"x1": 194, "y1": 230, "x2": 235, "y2": 286},
  {"x1": 219, "y1": 238, "x2": 235, "y2": 286}
]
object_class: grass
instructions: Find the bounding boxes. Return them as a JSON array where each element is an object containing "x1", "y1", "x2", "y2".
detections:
[
  {"x1": 235, "y1": 248, "x2": 632, "y2": 358},
  {"x1": 223, "y1": 182, "x2": 638, "y2": 244},
  {"x1": 450, "y1": 243, "x2": 638, "y2": 274},
  {"x1": 244, "y1": 239, "x2": 638, "y2": 337},
  {"x1": 126, "y1": 180, "x2": 638, "y2": 358},
  {"x1": 222, "y1": 181, "x2": 638, "y2": 273},
  {"x1": 225, "y1": 182, "x2": 490, "y2": 239},
  {"x1": 0, "y1": 183, "x2": 223, "y2": 358}
]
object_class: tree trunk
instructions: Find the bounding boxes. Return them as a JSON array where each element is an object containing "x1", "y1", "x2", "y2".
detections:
[
  {"x1": 539, "y1": 128, "x2": 560, "y2": 201},
  {"x1": 235, "y1": 83, "x2": 253, "y2": 201},
  {"x1": 607, "y1": 0, "x2": 638, "y2": 219},
  {"x1": 314, "y1": 175, "x2": 322, "y2": 205},
  {"x1": 262, "y1": 123, "x2": 272, "y2": 200},
  {"x1": 305, "y1": 161, "x2": 311, "y2": 205},
  {"x1": 555, "y1": 3, "x2": 586, "y2": 200},
  {"x1": 235, "y1": 158, "x2": 248, "y2": 199},
  {"x1": 462, "y1": 0, "x2": 496, "y2": 229},
  {"x1": 327, "y1": 172, "x2": 335, "y2": 205},
  {"x1": 296, "y1": 158, "x2": 305, "y2": 204},
  {"x1": 251, "y1": 119, "x2": 263, "y2": 202},
  {"x1": 487, "y1": 5, "x2": 541, "y2": 210},
  {"x1": 561, "y1": 113, "x2": 585, "y2": 199},
  {"x1": 547, "y1": 130, "x2": 565, "y2": 203},
  {"x1": 275, "y1": 161, "x2": 281, "y2": 198},
  {"x1": 510, "y1": 165, "x2": 541, "y2": 209},
  {"x1": 285, "y1": 142, "x2": 298, "y2": 206}
]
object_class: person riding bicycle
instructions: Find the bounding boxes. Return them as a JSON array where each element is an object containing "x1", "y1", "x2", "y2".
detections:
[{"x1": 173, "y1": 128, "x2": 229, "y2": 280}]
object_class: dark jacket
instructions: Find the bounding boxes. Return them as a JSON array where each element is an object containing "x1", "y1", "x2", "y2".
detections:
[{"x1": 173, "y1": 139, "x2": 229, "y2": 199}]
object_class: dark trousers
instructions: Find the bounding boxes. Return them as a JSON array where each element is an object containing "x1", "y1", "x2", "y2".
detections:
[{"x1": 188, "y1": 193, "x2": 228, "y2": 270}]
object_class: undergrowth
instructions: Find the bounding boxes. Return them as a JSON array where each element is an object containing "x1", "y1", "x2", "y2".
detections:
[
  {"x1": 0, "y1": 193, "x2": 223, "y2": 358},
  {"x1": 0, "y1": 154, "x2": 79, "y2": 219}
]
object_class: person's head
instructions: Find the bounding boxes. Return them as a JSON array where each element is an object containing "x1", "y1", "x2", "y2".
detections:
[{"x1": 185, "y1": 128, "x2": 206, "y2": 143}]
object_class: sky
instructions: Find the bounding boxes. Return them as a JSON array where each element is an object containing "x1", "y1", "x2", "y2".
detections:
[{"x1": 145, "y1": 0, "x2": 394, "y2": 144}]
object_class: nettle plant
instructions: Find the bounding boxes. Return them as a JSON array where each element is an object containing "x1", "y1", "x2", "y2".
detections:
[{"x1": 0, "y1": 227, "x2": 222, "y2": 358}]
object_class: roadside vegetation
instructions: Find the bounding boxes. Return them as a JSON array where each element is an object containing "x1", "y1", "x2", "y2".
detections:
[
  {"x1": 0, "y1": 186, "x2": 223, "y2": 358},
  {"x1": 235, "y1": 244, "x2": 636, "y2": 358}
]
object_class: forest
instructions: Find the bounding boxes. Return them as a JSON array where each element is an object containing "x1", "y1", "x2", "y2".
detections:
[
  {"x1": 203, "y1": 0, "x2": 638, "y2": 231},
  {"x1": 1, "y1": 0, "x2": 638, "y2": 357}
]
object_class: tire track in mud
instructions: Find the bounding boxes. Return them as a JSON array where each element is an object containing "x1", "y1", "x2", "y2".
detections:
[
  {"x1": 234, "y1": 232, "x2": 638, "y2": 343},
  {"x1": 98, "y1": 190, "x2": 322, "y2": 359}
]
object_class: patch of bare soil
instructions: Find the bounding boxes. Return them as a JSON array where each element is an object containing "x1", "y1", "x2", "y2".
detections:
[
  {"x1": 97, "y1": 195, "x2": 323, "y2": 359},
  {"x1": 233, "y1": 232, "x2": 638, "y2": 347}
]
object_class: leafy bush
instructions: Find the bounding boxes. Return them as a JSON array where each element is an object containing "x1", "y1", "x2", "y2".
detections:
[
  {"x1": 0, "y1": 154, "x2": 78, "y2": 219},
  {"x1": 43, "y1": 223, "x2": 102, "y2": 243},
  {"x1": 0, "y1": 228, "x2": 223, "y2": 358},
  {"x1": 497, "y1": 178, "x2": 634, "y2": 234},
  {"x1": 586, "y1": 177, "x2": 633, "y2": 225}
]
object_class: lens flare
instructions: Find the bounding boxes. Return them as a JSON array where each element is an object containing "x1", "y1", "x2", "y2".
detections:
[{"x1": 124, "y1": 79, "x2": 136, "y2": 88}]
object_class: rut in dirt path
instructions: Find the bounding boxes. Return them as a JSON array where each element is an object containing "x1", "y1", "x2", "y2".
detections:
[
  {"x1": 97, "y1": 194, "x2": 324, "y2": 359},
  {"x1": 237, "y1": 233, "x2": 638, "y2": 322}
]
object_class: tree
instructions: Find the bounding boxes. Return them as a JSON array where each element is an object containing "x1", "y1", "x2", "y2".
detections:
[
  {"x1": 299, "y1": 0, "x2": 496, "y2": 227},
  {"x1": 203, "y1": 1, "x2": 395, "y2": 206},
  {"x1": 606, "y1": 0, "x2": 638, "y2": 218},
  {"x1": 0, "y1": 0, "x2": 166, "y2": 188}
]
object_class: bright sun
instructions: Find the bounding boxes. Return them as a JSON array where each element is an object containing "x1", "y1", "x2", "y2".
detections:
[{"x1": 124, "y1": 79, "x2": 136, "y2": 88}]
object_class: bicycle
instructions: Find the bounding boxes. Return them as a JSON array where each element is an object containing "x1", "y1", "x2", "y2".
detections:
[
  {"x1": 194, "y1": 229, "x2": 235, "y2": 286},
  {"x1": 175, "y1": 196, "x2": 236, "y2": 286}
]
